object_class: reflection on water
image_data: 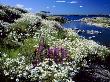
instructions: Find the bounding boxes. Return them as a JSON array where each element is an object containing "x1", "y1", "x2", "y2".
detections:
[{"x1": 63, "y1": 21, "x2": 110, "y2": 47}]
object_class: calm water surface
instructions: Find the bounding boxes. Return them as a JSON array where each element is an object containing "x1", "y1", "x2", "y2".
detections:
[{"x1": 63, "y1": 16, "x2": 110, "y2": 47}]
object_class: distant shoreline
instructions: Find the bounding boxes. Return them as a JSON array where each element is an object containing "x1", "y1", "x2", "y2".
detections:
[
  {"x1": 86, "y1": 22, "x2": 110, "y2": 28},
  {"x1": 53, "y1": 14, "x2": 110, "y2": 17},
  {"x1": 80, "y1": 17, "x2": 110, "y2": 28}
]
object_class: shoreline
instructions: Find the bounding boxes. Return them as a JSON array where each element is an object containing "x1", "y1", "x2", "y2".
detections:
[
  {"x1": 86, "y1": 22, "x2": 110, "y2": 28},
  {"x1": 86, "y1": 22, "x2": 109, "y2": 28},
  {"x1": 80, "y1": 17, "x2": 110, "y2": 28}
]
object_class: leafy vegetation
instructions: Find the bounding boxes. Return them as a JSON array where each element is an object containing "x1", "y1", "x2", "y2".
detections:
[
  {"x1": 47, "y1": 16, "x2": 67, "y2": 23},
  {"x1": 0, "y1": 4, "x2": 27, "y2": 23}
]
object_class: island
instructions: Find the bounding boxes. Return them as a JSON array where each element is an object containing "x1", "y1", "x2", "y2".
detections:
[{"x1": 80, "y1": 17, "x2": 110, "y2": 28}]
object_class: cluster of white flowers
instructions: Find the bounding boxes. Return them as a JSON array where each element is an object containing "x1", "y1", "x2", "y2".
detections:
[
  {"x1": 0, "y1": 20, "x2": 11, "y2": 32},
  {"x1": 42, "y1": 19, "x2": 63, "y2": 29},
  {"x1": 0, "y1": 54, "x2": 78, "y2": 82},
  {"x1": 64, "y1": 28, "x2": 79, "y2": 38},
  {"x1": 2, "y1": 55, "x2": 27, "y2": 76},
  {"x1": 8, "y1": 8, "x2": 22, "y2": 15},
  {"x1": 14, "y1": 13, "x2": 42, "y2": 26},
  {"x1": 0, "y1": 5, "x2": 22, "y2": 15},
  {"x1": 29, "y1": 59, "x2": 78, "y2": 82}
]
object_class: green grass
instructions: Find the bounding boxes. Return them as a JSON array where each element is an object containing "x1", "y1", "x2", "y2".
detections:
[
  {"x1": 0, "y1": 38, "x2": 39, "y2": 58},
  {"x1": 12, "y1": 20, "x2": 30, "y2": 32},
  {"x1": 20, "y1": 38, "x2": 39, "y2": 56}
]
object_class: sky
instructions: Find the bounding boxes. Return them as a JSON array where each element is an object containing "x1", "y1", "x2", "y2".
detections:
[{"x1": 0, "y1": 0, "x2": 110, "y2": 15}]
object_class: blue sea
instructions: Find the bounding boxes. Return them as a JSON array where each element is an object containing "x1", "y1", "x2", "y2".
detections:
[{"x1": 62, "y1": 15, "x2": 110, "y2": 47}]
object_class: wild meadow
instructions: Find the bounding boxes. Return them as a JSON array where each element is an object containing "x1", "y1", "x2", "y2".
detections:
[{"x1": 0, "y1": 5, "x2": 110, "y2": 82}]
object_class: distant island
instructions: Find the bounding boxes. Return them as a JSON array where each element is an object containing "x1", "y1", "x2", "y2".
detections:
[
  {"x1": 53, "y1": 14, "x2": 110, "y2": 17},
  {"x1": 80, "y1": 17, "x2": 110, "y2": 28}
]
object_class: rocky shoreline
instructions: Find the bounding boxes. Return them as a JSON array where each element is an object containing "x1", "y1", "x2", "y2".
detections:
[
  {"x1": 80, "y1": 17, "x2": 110, "y2": 28},
  {"x1": 86, "y1": 22, "x2": 110, "y2": 28}
]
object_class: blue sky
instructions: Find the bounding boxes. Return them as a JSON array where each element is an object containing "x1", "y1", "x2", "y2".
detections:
[{"x1": 0, "y1": 0, "x2": 110, "y2": 15}]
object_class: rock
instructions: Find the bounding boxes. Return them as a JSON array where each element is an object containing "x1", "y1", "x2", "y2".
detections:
[
  {"x1": 74, "y1": 27, "x2": 79, "y2": 30},
  {"x1": 86, "y1": 30, "x2": 101, "y2": 35},
  {"x1": 74, "y1": 65, "x2": 110, "y2": 82},
  {"x1": 80, "y1": 36, "x2": 85, "y2": 39},
  {"x1": 89, "y1": 37, "x2": 92, "y2": 39},
  {"x1": 73, "y1": 55, "x2": 110, "y2": 82},
  {"x1": 89, "y1": 36, "x2": 96, "y2": 39},
  {"x1": 92, "y1": 36, "x2": 96, "y2": 38}
]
